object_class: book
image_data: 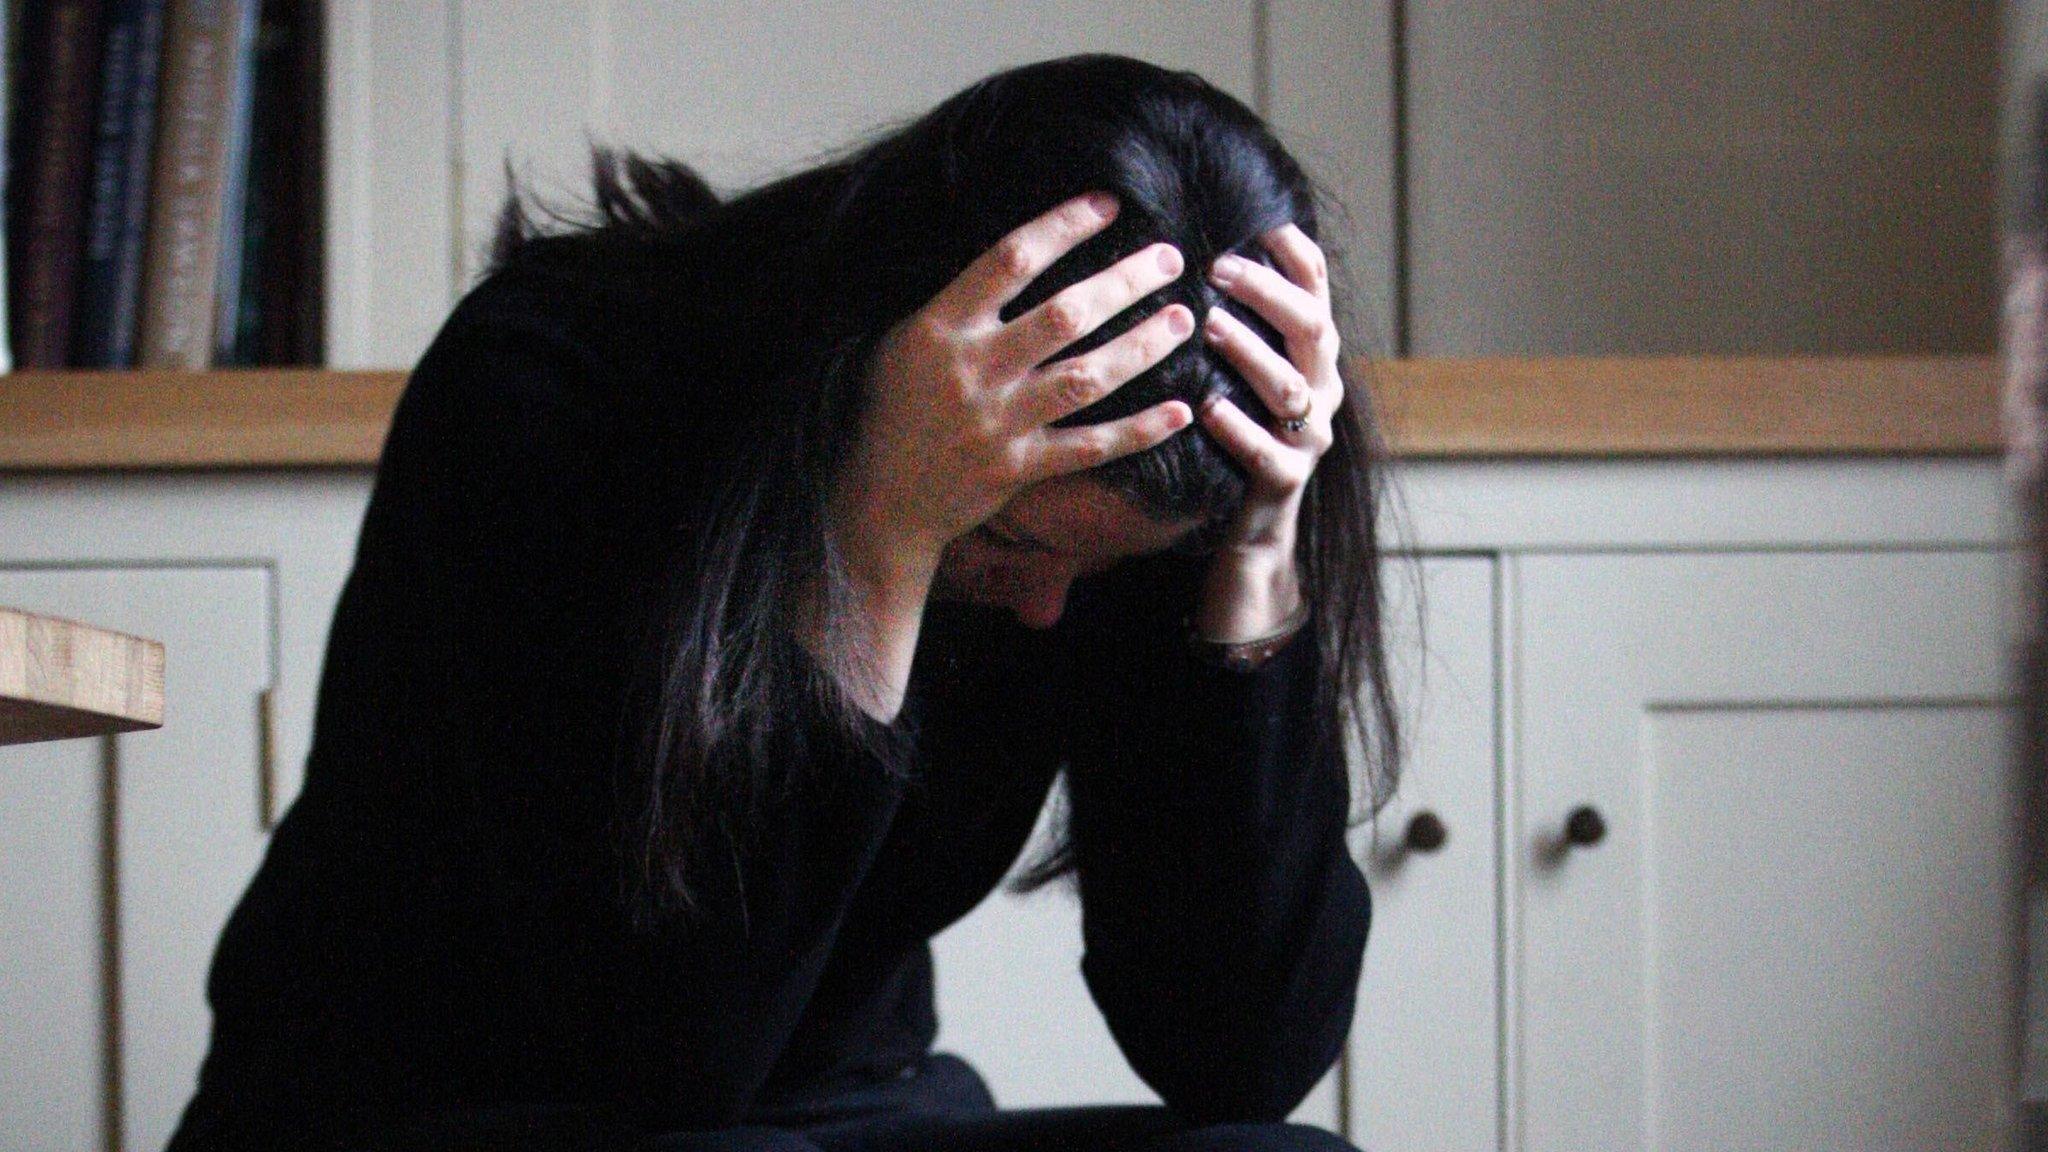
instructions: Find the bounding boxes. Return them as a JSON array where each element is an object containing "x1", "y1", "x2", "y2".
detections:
[
  {"x1": 205, "y1": 0, "x2": 250, "y2": 362},
  {"x1": 251, "y1": 0, "x2": 317, "y2": 365},
  {"x1": 228, "y1": 0, "x2": 318, "y2": 366},
  {"x1": 135, "y1": 0, "x2": 250, "y2": 369},
  {"x1": 8, "y1": 0, "x2": 107, "y2": 367},
  {"x1": 72, "y1": 0, "x2": 166, "y2": 367},
  {"x1": 0, "y1": 0, "x2": 21, "y2": 372}
]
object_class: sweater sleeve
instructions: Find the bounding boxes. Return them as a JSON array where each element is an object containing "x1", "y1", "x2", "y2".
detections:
[
  {"x1": 291, "y1": 273, "x2": 919, "y2": 1133},
  {"x1": 1054, "y1": 559, "x2": 1372, "y2": 1124}
]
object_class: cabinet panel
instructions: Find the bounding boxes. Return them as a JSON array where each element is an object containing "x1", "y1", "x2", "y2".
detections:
[
  {"x1": 1351, "y1": 555, "x2": 1500, "y2": 1151},
  {"x1": 0, "y1": 567, "x2": 272, "y2": 1152},
  {"x1": 458, "y1": 1, "x2": 1258, "y2": 288},
  {"x1": 1513, "y1": 550, "x2": 2016, "y2": 1152},
  {"x1": 1644, "y1": 706, "x2": 2007, "y2": 1149},
  {"x1": 0, "y1": 720, "x2": 100, "y2": 1149},
  {"x1": 325, "y1": 0, "x2": 457, "y2": 368},
  {"x1": 1266, "y1": 0, "x2": 1396, "y2": 357},
  {"x1": 1406, "y1": 2, "x2": 1996, "y2": 354}
]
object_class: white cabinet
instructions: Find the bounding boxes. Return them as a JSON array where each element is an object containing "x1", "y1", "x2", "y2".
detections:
[
  {"x1": 1403, "y1": 2, "x2": 1994, "y2": 354},
  {"x1": 1367, "y1": 457, "x2": 2019, "y2": 1152},
  {"x1": 932, "y1": 458, "x2": 2021, "y2": 1152},
  {"x1": 1350, "y1": 555, "x2": 1501, "y2": 1151},
  {"x1": 325, "y1": 1, "x2": 1393, "y2": 368},
  {"x1": 0, "y1": 474, "x2": 369, "y2": 1152},
  {"x1": 1513, "y1": 549, "x2": 2015, "y2": 1152},
  {"x1": 0, "y1": 566, "x2": 270, "y2": 1152},
  {"x1": 0, "y1": 457, "x2": 2016, "y2": 1151}
]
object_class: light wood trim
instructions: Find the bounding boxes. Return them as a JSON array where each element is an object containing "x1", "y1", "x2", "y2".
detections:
[
  {"x1": 0, "y1": 605, "x2": 165, "y2": 746},
  {"x1": 0, "y1": 356, "x2": 2002, "y2": 469},
  {"x1": 1369, "y1": 354, "x2": 2001, "y2": 458},
  {"x1": 0, "y1": 368, "x2": 406, "y2": 469}
]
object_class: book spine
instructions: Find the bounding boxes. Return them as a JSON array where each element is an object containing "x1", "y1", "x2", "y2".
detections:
[
  {"x1": 0, "y1": 0, "x2": 19, "y2": 372},
  {"x1": 71, "y1": 0, "x2": 163, "y2": 366},
  {"x1": 260, "y1": 0, "x2": 317, "y2": 366},
  {"x1": 9, "y1": 0, "x2": 107, "y2": 366},
  {"x1": 205, "y1": 0, "x2": 250, "y2": 362},
  {"x1": 226, "y1": 0, "x2": 282, "y2": 363},
  {"x1": 135, "y1": 0, "x2": 242, "y2": 369}
]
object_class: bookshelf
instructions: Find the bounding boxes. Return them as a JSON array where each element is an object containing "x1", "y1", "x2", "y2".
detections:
[
  {"x1": 0, "y1": 356, "x2": 2002, "y2": 471},
  {"x1": 5, "y1": 0, "x2": 323, "y2": 376}
]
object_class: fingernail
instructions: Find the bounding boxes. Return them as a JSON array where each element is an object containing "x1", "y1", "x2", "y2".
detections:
[
  {"x1": 1156, "y1": 245, "x2": 1184, "y2": 277},
  {"x1": 1202, "y1": 308, "x2": 1226, "y2": 338},
  {"x1": 1210, "y1": 254, "x2": 1245, "y2": 286},
  {"x1": 1165, "y1": 306, "x2": 1193, "y2": 337},
  {"x1": 1086, "y1": 192, "x2": 1117, "y2": 220}
]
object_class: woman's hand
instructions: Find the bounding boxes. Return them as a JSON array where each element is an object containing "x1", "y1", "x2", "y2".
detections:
[
  {"x1": 1191, "y1": 222, "x2": 1345, "y2": 642},
  {"x1": 812, "y1": 191, "x2": 1196, "y2": 720},
  {"x1": 830, "y1": 191, "x2": 1197, "y2": 592}
]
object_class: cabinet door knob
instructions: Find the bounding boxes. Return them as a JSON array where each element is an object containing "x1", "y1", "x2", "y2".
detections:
[
  {"x1": 1403, "y1": 810, "x2": 1448, "y2": 853},
  {"x1": 1563, "y1": 805, "x2": 1606, "y2": 848}
]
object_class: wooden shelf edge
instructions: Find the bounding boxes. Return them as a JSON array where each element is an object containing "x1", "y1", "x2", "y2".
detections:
[
  {"x1": 0, "y1": 368, "x2": 407, "y2": 470},
  {"x1": 1369, "y1": 354, "x2": 2003, "y2": 458},
  {"x1": 0, "y1": 356, "x2": 2005, "y2": 469}
]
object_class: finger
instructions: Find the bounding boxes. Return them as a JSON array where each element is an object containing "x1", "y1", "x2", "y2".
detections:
[
  {"x1": 1200, "y1": 394, "x2": 1317, "y2": 488},
  {"x1": 1202, "y1": 306, "x2": 1311, "y2": 422},
  {"x1": 1259, "y1": 223, "x2": 1332, "y2": 307},
  {"x1": 936, "y1": 191, "x2": 1120, "y2": 325},
  {"x1": 988, "y1": 241, "x2": 1186, "y2": 376},
  {"x1": 1012, "y1": 303, "x2": 1196, "y2": 429},
  {"x1": 1208, "y1": 252, "x2": 1339, "y2": 367},
  {"x1": 1028, "y1": 399, "x2": 1194, "y2": 481}
]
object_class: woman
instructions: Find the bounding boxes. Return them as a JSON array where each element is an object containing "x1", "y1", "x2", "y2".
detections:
[{"x1": 166, "y1": 53, "x2": 1400, "y2": 1152}]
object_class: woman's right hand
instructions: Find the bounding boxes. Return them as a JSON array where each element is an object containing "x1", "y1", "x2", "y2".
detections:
[{"x1": 830, "y1": 191, "x2": 1198, "y2": 589}]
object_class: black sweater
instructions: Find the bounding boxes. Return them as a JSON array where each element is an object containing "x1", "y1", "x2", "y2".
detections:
[{"x1": 164, "y1": 247, "x2": 1371, "y2": 1150}]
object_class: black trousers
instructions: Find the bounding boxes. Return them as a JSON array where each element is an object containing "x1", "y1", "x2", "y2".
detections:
[{"x1": 358, "y1": 1052, "x2": 1364, "y2": 1152}]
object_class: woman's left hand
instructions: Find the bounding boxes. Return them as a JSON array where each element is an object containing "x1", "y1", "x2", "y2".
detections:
[{"x1": 1191, "y1": 222, "x2": 1344, "y2": 641}]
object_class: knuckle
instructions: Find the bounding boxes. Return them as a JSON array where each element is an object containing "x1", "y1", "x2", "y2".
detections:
[
  {"x1": 1056, "y1": 363, "x2": 1103, "y2": 411},
  {"x1": 1042, "y1": 297, "x2": 1089, "y2": 342},
  {"x1": 994, "y1": 237, "x2": 1036, "y2": 281},
  {"x1": 1072, "y1": 427, "x2": 1115, "y2": 466},
  {"x1": 1307, "y1": 317, "x2": 1340, "y2": 358},
  {"x1": 997, "y1": 439, "x2": 1037, "y2": 479},
  {"x1": 908, "y1": 314, "x2": 951, "y2": 352}
]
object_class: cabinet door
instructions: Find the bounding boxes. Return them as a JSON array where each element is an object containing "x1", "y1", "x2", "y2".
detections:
[
  {"x1": 0, "y1": 567, "x2": 271, "y2": 1152},
  {"x1": 454, "y1": 3, "x2": 1259, "y2": 290},
  {"x1": 932, "y1": 556, "x2": 1498, "y2": 1140},
  {"x1": 1406, "y1": 3, "x2": 1994, "y2": 354},
  {"x1": 1350, "y1": 555, "x2": 1500, "y2": 1151},
  {"x1": 1513, "y1": 550, "x2": 2015, "y2": 1152}
]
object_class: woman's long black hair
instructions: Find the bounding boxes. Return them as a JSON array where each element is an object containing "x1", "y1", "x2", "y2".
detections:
[{"x1": 486, "y1": 53, "x2": 1403, "y2": 923}]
